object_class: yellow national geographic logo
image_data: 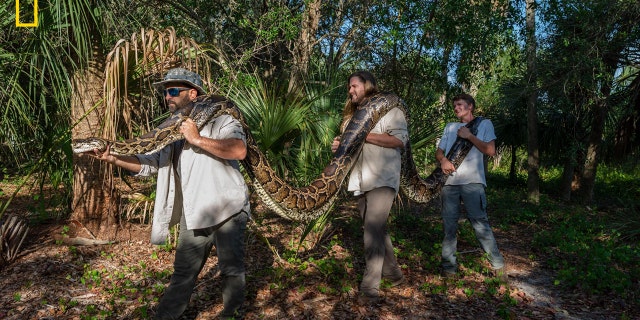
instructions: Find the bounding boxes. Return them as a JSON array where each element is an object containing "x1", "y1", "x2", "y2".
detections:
[{"x1": 16, "y1": 0, "x2": 38, "y2": 27}]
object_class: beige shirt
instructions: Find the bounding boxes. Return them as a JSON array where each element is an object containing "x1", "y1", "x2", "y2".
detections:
[
  {"x1": 347, "y1": 107, "x2": 408, "y2": 195},
  {"x1": 136, "y1": 114, "x2": 250, "y2": 245}
]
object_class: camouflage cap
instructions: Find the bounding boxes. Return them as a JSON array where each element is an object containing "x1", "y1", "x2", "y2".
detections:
[{"x1": 152, "y1": 68, "x2": 206, "y2": 95}]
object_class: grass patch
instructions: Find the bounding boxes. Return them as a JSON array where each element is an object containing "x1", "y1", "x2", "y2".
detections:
[
  {"x1": 532, "y1": 209, "x2": 639, "y2": 295},
  {"x1": 489, "y1": 162, "x2": 640, "y2": 298}
]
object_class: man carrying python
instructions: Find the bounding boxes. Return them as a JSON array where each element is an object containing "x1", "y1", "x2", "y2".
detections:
[
  {"x1": 72, "y1": 75, "x2": 483, "y2": 224},
  {"x1": 77, "y1": 68, "x2": 252, "y2": 319}
]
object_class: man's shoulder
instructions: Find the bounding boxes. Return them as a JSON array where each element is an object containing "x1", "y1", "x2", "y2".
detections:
[
  {"x1": 387, "y1": 106, "x2": 406, "y2": 116},
  {"x1": 477, "y1": 116, "x2": 492, "y2": 122},
  {"x1": 444, "y1": 121, "x2": 464, "y2": 129},
  {"x1": 210, "y1": 113, "x2": 241, "y2": 127},
  {"x1": 477, "y1": 118, "x2": 494, "y2": 129}
]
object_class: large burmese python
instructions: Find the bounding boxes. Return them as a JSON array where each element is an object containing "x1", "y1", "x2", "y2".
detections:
[{"x1": 72, "y1": 93, "x2": 483, "y2": 222}]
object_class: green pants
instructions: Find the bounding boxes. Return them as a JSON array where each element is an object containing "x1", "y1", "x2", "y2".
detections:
[{"x1": 155, "y1": 211, "x2": 248, "y2": 319}]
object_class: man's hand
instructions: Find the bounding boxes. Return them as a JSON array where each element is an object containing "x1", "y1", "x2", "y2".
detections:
[
  {"x1": 440, "y1": 157, "x2": 456, "y2": 175},
  {"x1": 91, "y1": 144, "x2": 116, "y2": 164},
  {"x1": 87, "y1": 143, "x2": 142, "y2": 173},
  {"x1": 180, "y1": 118, "x2": 202, "y2": 146},
  {"x1": 457, "y1": 126, "x2": 472, "y2": 139},
  {"x1": 331, "y1": 136, "x2": 341, "y2": 154}
]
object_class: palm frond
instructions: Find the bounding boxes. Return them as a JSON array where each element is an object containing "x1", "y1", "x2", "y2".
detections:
[
  {"x1": 0, "y1": 0, "x2": 96, "y2": 173},
  {"x1": 228, "y1": 75, "x2": 340, "y2": 184},
  {"x1": 102, "y1": 27, "x2": 213, "y2": 142}
]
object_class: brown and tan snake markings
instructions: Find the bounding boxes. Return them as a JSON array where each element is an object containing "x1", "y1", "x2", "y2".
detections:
[{"x1": 72, "y1": 93, "x2": 482, "y2": 222}]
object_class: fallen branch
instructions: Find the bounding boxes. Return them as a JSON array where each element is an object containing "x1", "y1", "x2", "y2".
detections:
[{"x1": 53, "y1": 234, "x2": 114, "y2": 246}]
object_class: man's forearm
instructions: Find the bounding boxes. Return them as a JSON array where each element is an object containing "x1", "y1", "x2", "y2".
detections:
[
  {"x1": 108, "y1": 155, "x2": 142, "y2": 173},
  {"x1": 365, "y1": 132, "x2": 404, "y2": 148},
  {"x1": 190, "y1": 137, "x2": 247, "y2": 160},
  {"x1": 467, "y1": 135, "x2": 496, "y2": 157},
  {"x1": 435, "y1": 148, "x2": 447, "y2": 164}
]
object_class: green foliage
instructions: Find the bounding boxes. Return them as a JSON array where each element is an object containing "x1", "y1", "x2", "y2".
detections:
[
  {"x1": 81, "y1": 264, "x2": 105, "y2": 288},
  {"x1": 310, "y1": 256, "x2": 346, "y2": 280},
  {"x1": 0, "y1": 0, "x2": 97, "y2": 220},
  {"x1": 156, "y1": 241, "x2": 174, "y2": 253},
  {"x1": 463, "y1": 287, "x2": 475, "y2": 297},
  {"x1": 594, "y1": 162, "x2": 640, "y2": 205},
  {"x1": 533, "y1": 211, "x2": 637, "y2": 294},
  {"x1": 419, "y1": 281, "x2": 446, "y2": 294},
  {"x1": 79, "y1": 304, "x2": 105, "y2": 320},
  {"x1": 485, "y1": 180, "x2": 541, "y2": 226},
  {"x1": 227, "y1": 74, "x2": 339, "y2": 184},
  {"x1": 240, "y1": 6, "x2": 300, "y2": 43},
  {"x1": 225, "y1": 69, "x2": 345, "y2": 254},
  {"x1": 492, "y1": 162, "x2": 639, "y2": 295},
  {"x1": 298, "y1": 209, "x2": 333, "y2": 249},
  {"x1": 70, "y1": 259, "x2": 170, "y2": 318},
  {"x1": 532, "y1": 0, "x2": 640, "y2": 179}
]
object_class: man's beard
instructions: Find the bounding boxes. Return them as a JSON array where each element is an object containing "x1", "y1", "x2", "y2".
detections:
[{"x1": 168, "y1": 99, "x2": 191, "y2": 113}]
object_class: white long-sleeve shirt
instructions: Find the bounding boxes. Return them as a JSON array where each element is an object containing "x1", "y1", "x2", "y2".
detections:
[{"x1": 135, "y1": 114, "x2": 250, "y2": 244}]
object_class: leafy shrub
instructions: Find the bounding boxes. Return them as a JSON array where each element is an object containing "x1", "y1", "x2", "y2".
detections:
[{"x1": 533, "y1": 211, "x2": 638, "y2": 295}]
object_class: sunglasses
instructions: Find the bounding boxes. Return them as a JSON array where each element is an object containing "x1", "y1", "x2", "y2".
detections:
[{"x1": 163, "y1": 87, "x2": 192, "y2": 97}]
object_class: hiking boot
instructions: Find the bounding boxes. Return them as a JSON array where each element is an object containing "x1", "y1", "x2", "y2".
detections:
[
  {"x1": 389, "y1": 275, "x2": 406, "y2": 287},
  {"x1": 383, "y1": 273, "x2": 406, "y2": 287},
  {"x1": 493, "y1": 268, "x2": 508, "y2": 282},
  {"x1": 357, "y1": 292, "x2": 381, "y2": 304},
  {"x1": 357, "y1": 287, "x2": 381, "y2": 305},
  {"x1": 441, "y1": 270, "x2": 457, "y2": 279}
]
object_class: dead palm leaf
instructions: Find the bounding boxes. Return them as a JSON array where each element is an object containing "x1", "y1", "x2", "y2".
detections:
[
  {"x1": 0, "y1": 214, "x2": 29, "y2": 266},
  {"x1": 102, "y1": 27, "x2": 213, "y2": 144}
]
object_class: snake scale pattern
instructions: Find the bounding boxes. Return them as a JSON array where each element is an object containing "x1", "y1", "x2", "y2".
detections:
[{"x1": 72, "y1": 93, "x2": 482, "y2": 222}]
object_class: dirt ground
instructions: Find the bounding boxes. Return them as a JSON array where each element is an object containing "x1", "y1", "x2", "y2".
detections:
[{"x1": 0, "y1": 181, "x2": 637, "y2": 320}]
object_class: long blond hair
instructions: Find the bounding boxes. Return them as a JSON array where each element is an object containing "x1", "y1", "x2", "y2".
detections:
[{"x1": 340, "y1": 71, "x2": 379, "y2": 132}]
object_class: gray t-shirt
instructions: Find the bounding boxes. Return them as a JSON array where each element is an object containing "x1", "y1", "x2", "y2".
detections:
[{"x1": 437, "y1": 119, "x2": 495, "y2": 187}]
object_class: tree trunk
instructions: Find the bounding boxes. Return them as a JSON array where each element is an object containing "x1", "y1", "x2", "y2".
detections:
[
  {"x1": 613, "y1": 75, "x2": 640, "y2": 159},
  {"x1": 525, "y1": 0, "x2": 540, "y2": 204},
  {"x1": 70, "y1": 53, "x2": 119, "y2": 240},
  {"x1": 579, "y1": 98, "x2": 608, "y2": 203},
  {"x1": 406, "y1": 0, "x2": 438, "y2": 98},
  {"x1": 579, "y1": 54, "x2": 616, "y2": 203},
  {"x1": 509, "y1": 146, "x2": 517, "y2": 182},
  {"x1": 559, "y1": 151, "x2": 575, "y2": 201},
  {"x1": 438, "y1": 46, "x2": 452, "y2": 111},
  {"x1": 288, "y1": 0, "x2": 322, "y2": 93}
]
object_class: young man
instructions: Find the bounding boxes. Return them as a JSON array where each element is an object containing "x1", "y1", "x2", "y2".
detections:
[
  {"x1": 436, "y1": 93, "x2": 506, "y2": 281},
  {"x1": 332, "y1": 71, "x2": 407, "y2": 303},
  {"x1": 90, "y1": 68, "x2": 250, "y2": 319}
]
